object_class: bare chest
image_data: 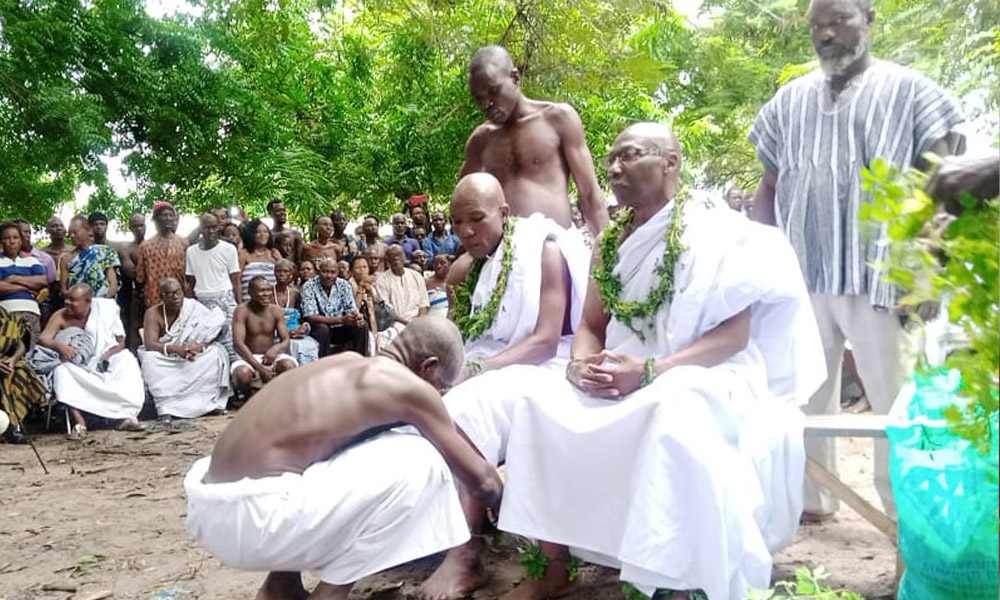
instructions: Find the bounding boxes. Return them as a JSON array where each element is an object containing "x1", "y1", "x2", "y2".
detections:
[{"x1": 480, "y1": 119, "x2": 563, "y2": 181}]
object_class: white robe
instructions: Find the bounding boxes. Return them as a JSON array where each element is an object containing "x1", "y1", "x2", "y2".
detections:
[
  {"x1": 139, "y1": 299, "x2": 230, "y2": 418},
  {"x1": 53, "y1": 298, "x2": 145, "y2": 420},
  {"x1": 462, "y1": 213, "x2": 590, "y2": 365},
  {"x1": 497, "y1": 200, "x2": 826, "y2": 599},
  {"x1": 446, "y1": 214, "x2": 590, "y2": 467},
  {"x1": 185, "y1": 430, "x2": 469, "y2": 585}
]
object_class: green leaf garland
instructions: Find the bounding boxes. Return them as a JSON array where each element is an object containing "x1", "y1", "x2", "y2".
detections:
[
  {"x1": 451, "y1": 217, "x2": 517, "y2": 342},
  {"x1": 593, "y1": 198, "x2": 687, "y2": 341}
]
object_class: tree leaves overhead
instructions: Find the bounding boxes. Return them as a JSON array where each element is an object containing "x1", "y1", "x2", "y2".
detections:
[{"x1": 1, "y1": 0, "x2": 996, "y2": 227}]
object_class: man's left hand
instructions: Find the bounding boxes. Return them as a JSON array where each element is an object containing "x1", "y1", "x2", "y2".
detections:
[{"x1": 590, "y1": 351, "x2": 646, "y2": 398}]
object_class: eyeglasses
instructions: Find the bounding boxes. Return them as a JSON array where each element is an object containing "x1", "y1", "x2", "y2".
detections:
[{"x1": 602, "y1": 146, "x2": 664, "y2": 168}]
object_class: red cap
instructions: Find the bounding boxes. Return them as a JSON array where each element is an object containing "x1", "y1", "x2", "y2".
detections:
[
  {"x1": 408, "y1": 195, "x2": 428, "y2": 206},
  {"x1": 152, "y1": 201, "x2": 175, "y2": 214}
]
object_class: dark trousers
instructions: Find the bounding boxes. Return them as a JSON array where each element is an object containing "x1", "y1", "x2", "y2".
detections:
[{"x1": 309, "y1": 321, "x2": 368, "y2": 357}]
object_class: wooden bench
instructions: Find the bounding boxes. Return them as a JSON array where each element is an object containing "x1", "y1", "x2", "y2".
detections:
[{"x1": 804, "y1": 414, "x2": 902, "y2": 585}]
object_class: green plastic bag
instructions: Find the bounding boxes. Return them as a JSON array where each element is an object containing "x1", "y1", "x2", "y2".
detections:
[{"x1": 887, "y1": 369, "x2": 999, "y2": 600}]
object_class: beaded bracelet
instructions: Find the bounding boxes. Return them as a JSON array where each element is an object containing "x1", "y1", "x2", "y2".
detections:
[
  {"x1": 466, "y1": 358, "x2": 485, "y2": 377},
  {"x1": 640, "y1": 357, "x2": 657, "y2": 387}
]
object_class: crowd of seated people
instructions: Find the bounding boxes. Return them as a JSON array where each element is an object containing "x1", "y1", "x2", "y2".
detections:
[{"x1": 0, "y1": 201, "x2": 461, "y2": 441}]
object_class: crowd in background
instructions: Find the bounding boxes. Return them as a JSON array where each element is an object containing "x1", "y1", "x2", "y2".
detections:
[{"x1": 0, "y1": 194, "x2": 465, "y2": 442}]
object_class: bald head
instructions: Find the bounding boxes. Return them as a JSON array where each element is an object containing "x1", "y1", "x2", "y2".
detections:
[
  {"x1": 450, "y1": 173, "x2": 510, "y2": 259},
  {"x1": 160, "y1": 277, "x2": 182, "y2": 293},
  {"x1": 391, "y1": 316, "x2": 465, "y2": 390},
  {"x1": 616, "y1": 122, "x2": 681, "y2": 155},
  {"x1": 68, "y1": 283, "x2": 93, "y2": 300},
  {"x1": 469, "y1": 45, "x2": 514, "y2": 76},
  {"x1": 451, "y1": 173, "x2": 506, "y2": 210}
]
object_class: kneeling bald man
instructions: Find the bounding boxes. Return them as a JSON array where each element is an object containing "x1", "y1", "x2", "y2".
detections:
[{"x1": 184, "y1": 317, "x2": 503, "y2": 600}]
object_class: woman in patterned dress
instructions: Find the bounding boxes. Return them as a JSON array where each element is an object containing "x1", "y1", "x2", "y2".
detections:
[{"x1": 60, "y1": 217, "x2": 120, "y2": 298}]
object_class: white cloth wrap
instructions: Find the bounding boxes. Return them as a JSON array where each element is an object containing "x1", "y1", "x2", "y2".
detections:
[
  {"x1": 53, "y1": 298, "x2": 144, "y2": 420},
  {"x1": 448, "y1": 214, "x2": 590, "y2": 466},
  {"x1": 494, "y1": 200, "x2": 826, "y2": 600},
  {"x1": 184, "y1": 431, "x2": 470, "y2": 585},
  {"x1": 139, "y1": 299, "x2": 230, "y2": 418},
  {"x1": 463, "y1": 213, "x2": 589, "y2": 362}
]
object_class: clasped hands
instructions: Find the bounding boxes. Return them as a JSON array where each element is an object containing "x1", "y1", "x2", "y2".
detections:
[{"x1": 566, "y1": 350, "x2": 646, "y2": 399}]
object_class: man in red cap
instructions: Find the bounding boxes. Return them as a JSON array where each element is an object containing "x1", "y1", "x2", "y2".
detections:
[{"x1": 137, "y1": 202, "x2": 188, "y2": 308}]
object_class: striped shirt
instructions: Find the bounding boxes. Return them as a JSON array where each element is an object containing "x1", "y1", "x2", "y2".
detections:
[
  {"x1": 0, "y1": 252, "x2": 45, "y2": 314},
  {"x1": 749, "y1": 60, "x2": 964, "y2": 308}
]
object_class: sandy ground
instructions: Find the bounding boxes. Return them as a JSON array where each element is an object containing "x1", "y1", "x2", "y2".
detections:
[{"x1": 0, "y1": 415, "x2": 896, "y2": 600}]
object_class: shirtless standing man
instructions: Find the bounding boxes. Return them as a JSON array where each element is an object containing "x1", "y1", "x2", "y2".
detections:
[
  {"x1": 302, "y1": 217, "x2": 341, "y2": 266},
  {"x1": 185, "y1": 317, "x2": 503, "y2": 600},
  {"x1": 268, "y1": 200, "x2": 303, "y2": 263},
  {"x1": 461, "y1": 45, "x2": 608, "y2": 238},
  {"x1": 231, "y1": 276, "x2": 297, "y2": 397},
  {"x1": 115, "y1": 213, "x2": 146, "y2": 350}
]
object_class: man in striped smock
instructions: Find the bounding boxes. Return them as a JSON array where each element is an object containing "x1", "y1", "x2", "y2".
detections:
[{"x1": 748, "y1": 0, "x2": 965, "y2": 522}]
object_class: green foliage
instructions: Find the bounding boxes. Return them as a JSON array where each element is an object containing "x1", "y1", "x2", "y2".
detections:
[
  {"x1": 1, "y1": 0, "x2": 996, "y2": 228},
  {"x1": 862, "y1": 159, "x2": 999, "y2": 453},
  {"x1": 517, "y1": 542, "x2": 547, "y2": 580},
  {"x1": 747, "y1": 566, "x2": 864, "y2": 600}
]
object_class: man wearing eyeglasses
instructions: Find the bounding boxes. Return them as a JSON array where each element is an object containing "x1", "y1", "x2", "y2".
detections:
[{"x1": 461, "y1": 45, "x2": 608, "y2": 239}]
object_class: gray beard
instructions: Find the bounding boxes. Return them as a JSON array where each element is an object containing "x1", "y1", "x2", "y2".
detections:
[{"x1": 819, "y1": 35, "x2": 870, "y2": 77}]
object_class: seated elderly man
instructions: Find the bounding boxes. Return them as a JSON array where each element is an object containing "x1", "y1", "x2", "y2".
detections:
[
  {"x1": 140, "y1": 278, "x2": 230, "y2": 419},
  {"x1": 185, "y1": 317, "x2": 502, "y2": 600},
  {"x1": 39, "y1": 284, "x2": 145, "y2": 437},
  {"x1": 374, "y1": 245, "x2": 429, "y2": 333},
  {"x1": 419, "y1": 172, "x2": 590, "y2": 599},
  {"x1": 231, "y1": 276, "x2": 297, "y2": 397},
  {"x1": 446, "y1": 123, "x2": 826, "y2": 600}
]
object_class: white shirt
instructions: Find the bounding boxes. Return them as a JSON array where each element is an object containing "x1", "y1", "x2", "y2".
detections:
[{"x1": 185, "y1": 242, "x2": 239, "y2": 295}]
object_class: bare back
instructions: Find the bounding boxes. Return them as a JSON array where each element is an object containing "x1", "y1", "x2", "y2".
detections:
[
  {"x1": 206, "y1": 354, "x2": 434, "y2": 483},
  {"x1": 464, "y1": 101, "x2": 574, "y2": 227},
  {"x1": 236, "y1": 303, "x2": 284, "y2": 354}
]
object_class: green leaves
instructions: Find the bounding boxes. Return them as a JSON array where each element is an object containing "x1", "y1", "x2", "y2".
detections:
[{"x1": 863, "y1": 160, "x2": 999, "y2": 454}]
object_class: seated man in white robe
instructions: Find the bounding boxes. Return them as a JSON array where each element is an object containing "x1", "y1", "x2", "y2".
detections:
[
  {"x1": 140, "y1": 277, "x2": 230, "y2": 419},
  {"x1": 480, "y1": 123, "x2": 826, "y2": 600},
  {"x1": 39, "y1": 283, "x2": 145, "y2": 436},
  {"x1": 419, "y1": 172, "x2": 590, "y2": 599},
  {"x1": 184, "y1": 317, "x2": 502, "y2": 600}
]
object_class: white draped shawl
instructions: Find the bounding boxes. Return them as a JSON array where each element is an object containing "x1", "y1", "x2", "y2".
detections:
[
  {"x1": 53, "y1": 298, "x2": 145, "y2": 420},
  {"x1": 463, "y1": 213, "x2": 589, "y2": 364},
  {"x1": 498, "y1": 199, "x2": 826, "y2": 600},
  {"x1": 139, "y1": 299, "x2": 230, "y2": 418}
]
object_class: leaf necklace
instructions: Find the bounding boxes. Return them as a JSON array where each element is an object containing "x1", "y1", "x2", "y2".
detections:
[
  {"x1": 451, "y1": 217, "x2": 517, "y2": 342},
  {"x1": 593, "y1": 197, "x2": 687, "y2": 341}
]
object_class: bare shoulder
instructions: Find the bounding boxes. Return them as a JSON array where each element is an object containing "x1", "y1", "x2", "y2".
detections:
[
  {"x1": 465, "y1": 123, "x2": 494, "y2": 152},
  {"x1": 233, "y1": 303, "x2": 248, "y2": 320},
  {"x1": 268, "y1": 304, "x2": 285, "y2": 320},
  {"x1": 447, "y1": 253, "x2": 474, "y2": 286},
  {"x1": 544, "y1": 102, "x2": 584, "y2": 132},
  {"x1": 359, "y1": 357, "x2": 438, "y2": 411}
]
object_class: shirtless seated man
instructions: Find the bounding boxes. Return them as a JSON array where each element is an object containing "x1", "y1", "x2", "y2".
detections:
[
  {"x1": 231, "y1": 275, "x2": 297, "y2": 396},
  {"x1": 184, "y1": 317, "x2": 503, "y2": 600}
]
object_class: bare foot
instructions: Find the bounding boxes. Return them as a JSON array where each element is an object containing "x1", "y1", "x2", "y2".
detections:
[
  {"x1": 501, "y1": 559, "x2": 575, "y2": 600},
  {"x1": 417, "y1": 540, "x2": 488, "y2": 600},
  {"x1": 307, "y1": 582, "x2": 353, "y2": 600},
  {"x1": 256, "y1": 572, "x2": 308, "y2": 600}
]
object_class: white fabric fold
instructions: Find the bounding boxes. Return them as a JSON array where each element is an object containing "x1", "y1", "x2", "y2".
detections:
[{"x1": 184, "y1": 431, "x2": 470, "y2": 585}]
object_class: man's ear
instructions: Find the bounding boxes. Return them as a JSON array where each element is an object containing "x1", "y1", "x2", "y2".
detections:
[
  {"x1": 510, "y1": 67, "x2": 521, "y2": 87},
  {"x1": 499, "y1": 203, "x2": 510, "y2": 220},
  {"x1": 866, "y1": 8, "x2": 875, "y2": 26},
  {"x1": 420, "y1": 356, "x2": 439, "y2": 378},
  {"x1": 662, "y1": 150, "x2": 681, "y2": 175}
]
